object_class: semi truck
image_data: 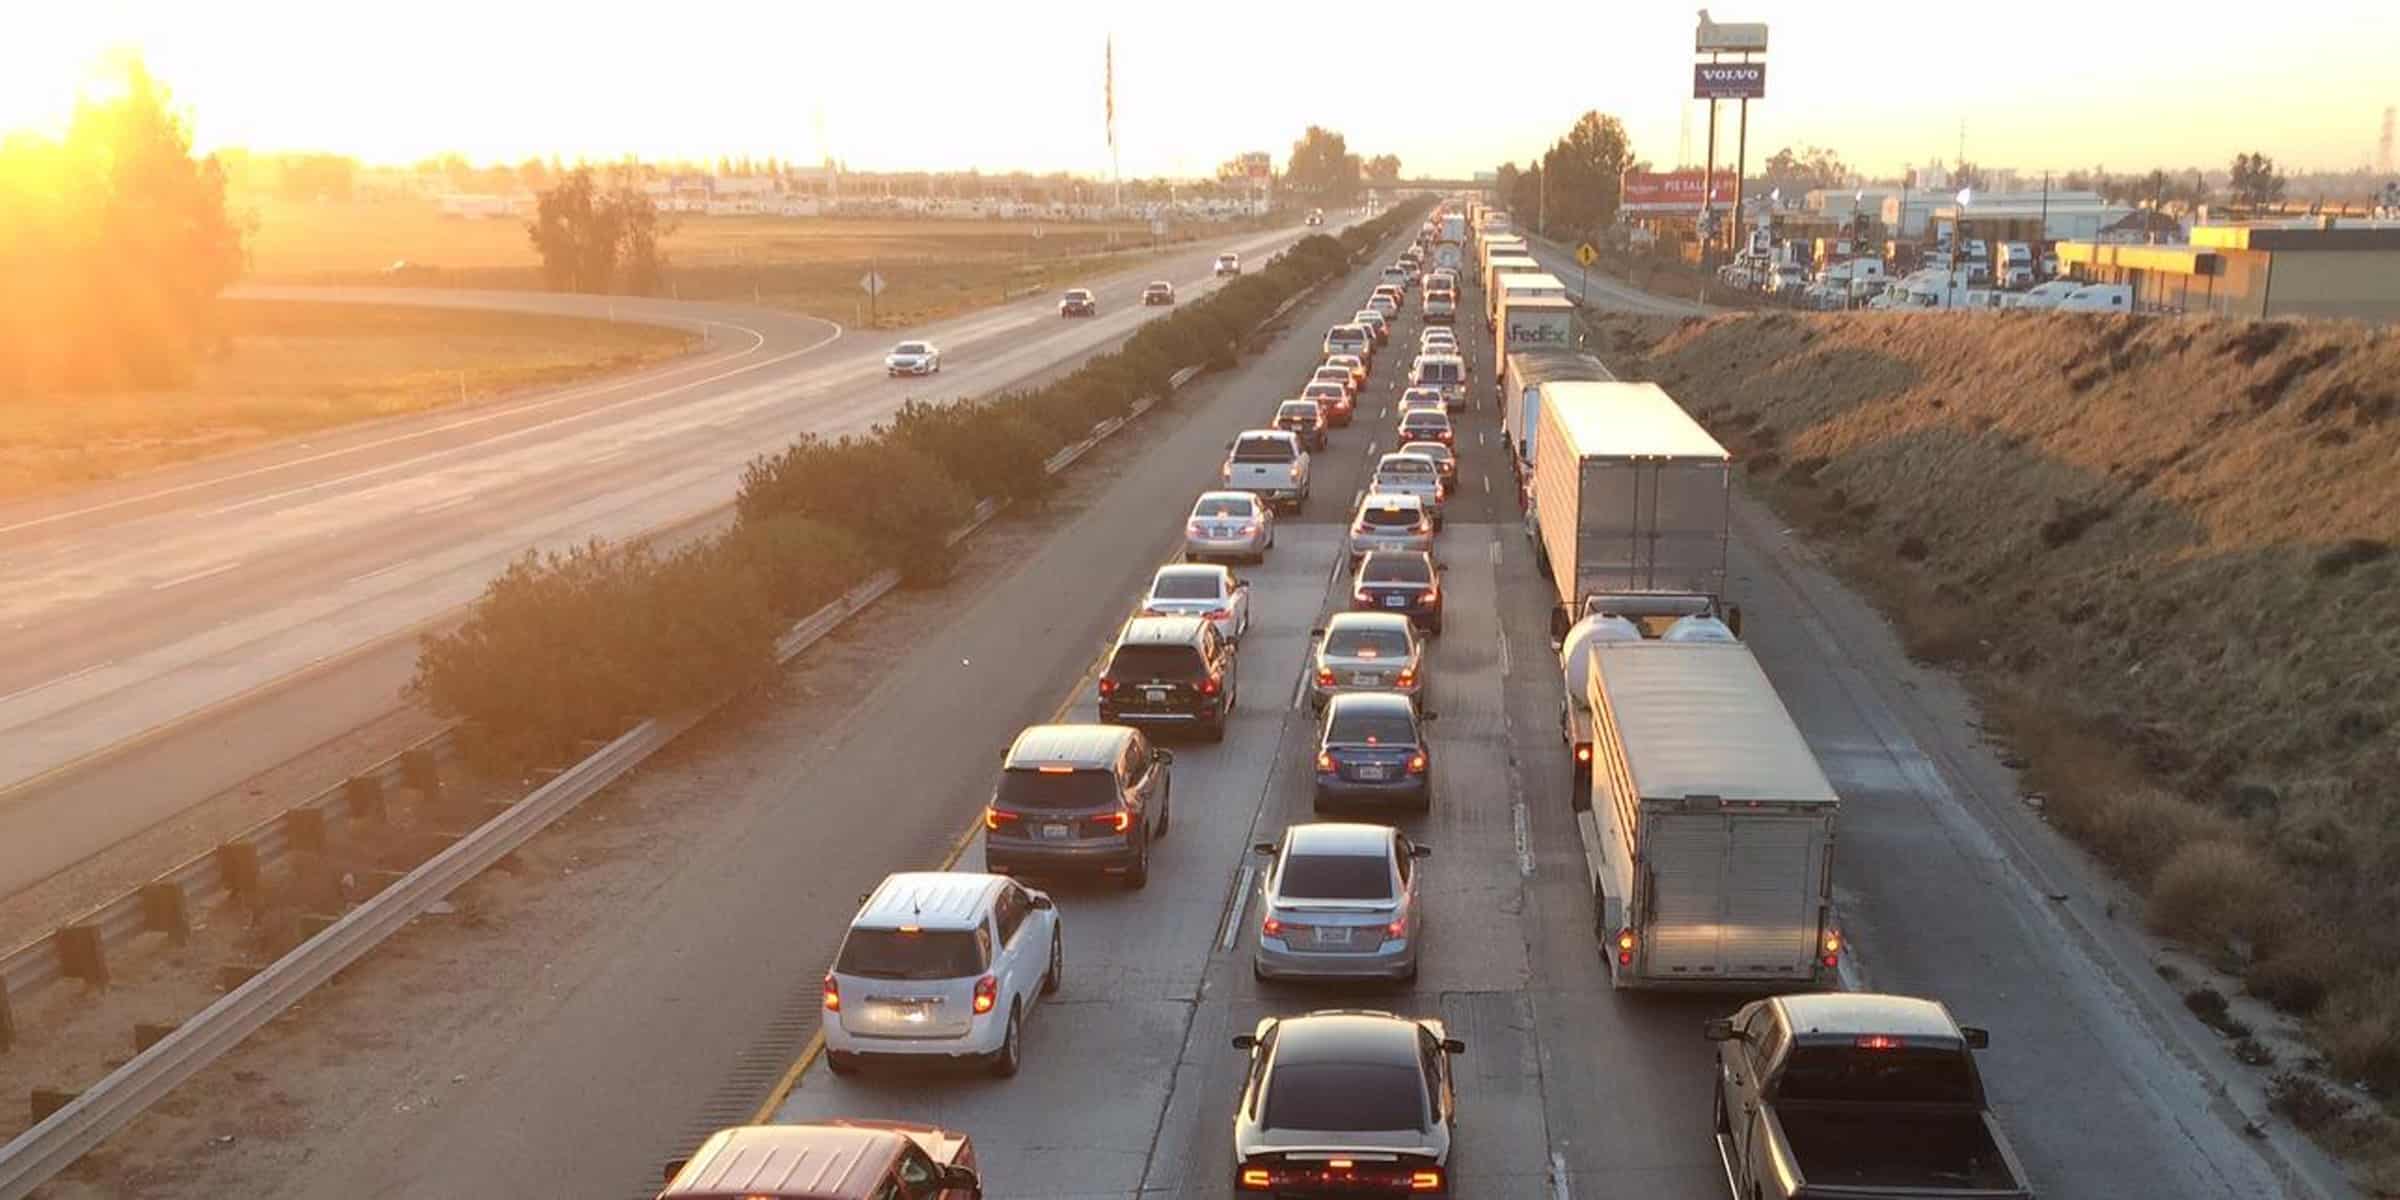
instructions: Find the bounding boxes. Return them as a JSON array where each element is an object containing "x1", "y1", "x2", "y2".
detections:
[
  {"x1": 1576, "y1": 638, "x2": 1842, "y2": 990},
  {"x1": 1499, "y1": 347, "x2": 1609, "y2": 489},
  {"x1": 1706, "y1": 993, "x2": 2034, "y2": 1198},
  {"x1": 1494, "y1": 295, "x2": 1578, "y2": 403},
  {"x1": 1482, "y1": 258, "x2": 1546, "y2": 329},
  {"x1": 1527, "y1": 381, "x2": 1734, "y2": 631}
]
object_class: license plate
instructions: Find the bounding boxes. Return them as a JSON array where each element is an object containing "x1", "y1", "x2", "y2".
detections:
[
  {"x1": 1144, "y1": 687, "x2": 1168, "y2": 703},
  {"x1": 882, "y1": 1001, "x2": 931, "y2": 1023},
  {"x1": 1356, "y1": 765, "x2": 1388, "y2": 781},
  {"x1": 1317, "y1": 927, "x2": 1354, "y2": 946},
  {"x1": 1384, "y1": 595, "x2": 1407, "y2": 608},
  {"x1": 1042, "y1": 823, "x2": 1071, "y2": 840},
  {"x1": 1355, "y1": 673, "x2": 1384, "y2": 686}
]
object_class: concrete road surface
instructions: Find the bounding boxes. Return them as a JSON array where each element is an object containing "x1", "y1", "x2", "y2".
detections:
[
  {"x1": 1519, "y1": 232, "x2": 1713, "y2": 317},
  {"x1": 236, "y1": 218, "x2": 2318, "y2": 1199},
  {"x1": 0, "y1": 218, "x2": 1347, "y2": 900}
]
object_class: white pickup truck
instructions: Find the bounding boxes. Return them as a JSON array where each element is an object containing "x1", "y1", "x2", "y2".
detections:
[{"x1": 1221, "y1": 430, "x2": 1312, "y2": 514}]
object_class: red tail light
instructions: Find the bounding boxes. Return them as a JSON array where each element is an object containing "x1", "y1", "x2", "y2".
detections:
[
  {"x1": 1406, "y1": 752, "x2": 1427, "y2": 774},
  {"x1": 1386, "y1": 912, "x2": 1409, "y2": 938},
  {"x1": 822, "y1": 973, "x2": 841, "y2": 1012},
  {"x1": 1198, "y1": 676, "x2": 1221, "y2": 696},
  {"x1": 1239, "y1": 1167, "x2": 1273, "y2": 1191},
  {"x1": 1574, "y1": 743, "x2": 1593, "y2": 764},
  {"x1": 1856, "y1": 1034, "x2": 1906, "y2": 1051},
  {"x1": 1098, "y1": 678, "x2": 1118, "y2": 697},
  {"x1": 1615, "y1": 927, "x2": 1637, "y2": 966},
  {"x1": 1410, "y1": 1168, "x2": 1445, "y2": 1192},
  {"x1": 1317, "y1": 751, "x2": 1335, "y2": 772},
  {"x1": 1396, "y1": 669, "x2": 1416, "y2": 687},
  {"x1": 1423, "y1": 583, "x2": 1439, "y2": 603},
  {"x1": 1262, "y1": 916, "x2": 1284, "y2": 937},
  {"x1": 1237, "y1": 523, "x2": 1257, "y2": 535},
  {"x1": 1101, "y1": 810, "x2": 1133, "y2": 834},
  {"x1": 984, "y1": 807, "x2": 1019, "y2": 831},
  {"x1": 1822, "y1": 929, "x2": 1844, "y2": 968},
  {"x1": 1316, "y1": 667, "x2": 1336, "y2": 686},
  {"x1": 1353, "y1": 588, "x2": 1372, "y2": 603},
  {"x1": 973, "y1": 975, "x2": 998, "y2": 1014},
  {"x1": 1204, "y1": 607, "x2": 1231, "y2": 620}
]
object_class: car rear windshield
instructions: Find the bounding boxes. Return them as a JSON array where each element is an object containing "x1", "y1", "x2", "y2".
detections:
[
  {"x1": 1279, "y1": 853, "x2": 1394, "y2": 901},
  {"x1": 1777, "y1": 1045, "x2": 1980, "y2": 1105},
  {"x1": 1361, "y1": 555, "x2": 1432, "y2": 584},
  {"x1": 1275, "y1": 404, "x2": 1318, "y2": 423},
  {"x1": 1264, "y1": 1063, "x2": 1426, "y2": 1132},
  {"x1": 836, "y1": 928, "x2": 985, "y2": 980},
  {"x1": 1152, "y1": 573, "x2": 1221, "y2": 600},
  {"x1": 1379, "y1": 458, "x2": 1434, "y2": 476},
  {"x1": 1359, "y1": 506, "x2": 1422, "y2": 530},
  {"x1": 1232, "y1": 436, "x2": 1297, "y2": 462},
  {"x1": 1195, "y1": 496, "x2": 1257, "y2": 518},
  {"x1": 1414, "y1": 361, "x2": 1463, "y2": 384},
  {"x1": 1325, "y1": 625, "x2": 1411, "y2": 657},
  {"x1": 994, "y1": 767, "x2": 1118, "y2": 812},
  {"x1": 1107, "y1": 644, "x2": 1203, "y2": 680},
  {"x1": 1328, "y1": 709, "x2": 1418, "y2": 744}
]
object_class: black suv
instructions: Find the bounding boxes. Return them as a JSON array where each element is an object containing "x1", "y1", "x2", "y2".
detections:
[
  {"x1": 1098, "y1": 615, "x2": 1239, "y2": 742},
  {"x1": 984, "y1": 723, "x2": 1172, "y2": 889}
]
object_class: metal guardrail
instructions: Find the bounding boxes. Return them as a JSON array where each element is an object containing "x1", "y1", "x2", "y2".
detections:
[{"x1": 0, "y1": 313, "x2": 1224, "y2": 1200}]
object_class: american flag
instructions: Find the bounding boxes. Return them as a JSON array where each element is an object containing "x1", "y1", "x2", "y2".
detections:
[{"x1": 1105, "y1": 35, "x2": 1115, "y2": 149}]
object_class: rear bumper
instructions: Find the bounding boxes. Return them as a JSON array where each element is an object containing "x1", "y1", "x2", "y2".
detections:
[
  {"x1": 988, "y1": 838, "x2": 1142, "y2": 875},
  {"x1": 1102, "y1": 701, "x2": 1228, "y2": 727},
  {"x1": 1187, "y1": 533, "x2": 1268, "y2": 558},
  {"x1": 1315, "y1": 773, "x2": 1429, "y2": 804},
  {"x1": 825, "y1": 1011, "x2": 1007, "y2": 1057},
  {"x1": 1256, "y1": 936, "x2": 1417, "y2": 980}
]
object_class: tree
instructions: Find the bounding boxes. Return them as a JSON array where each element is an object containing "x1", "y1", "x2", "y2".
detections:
[
  {"x1": 526, "y1": 169, "x2": 674, "y2": 294},
  {"x1": 1758, "y1": 145, "x2": 1848, "y2": 200},
  {"x1": 1493, "y1": 161, "x2": 1542, "y2": 228},
  {"x1": 1537, "y1": 111, "x2": 1637, "y2": 235},
  {"x1": 1286, "y1": 126, "x2": 1361, "y2": 202},
  {"x1": 1364, "y1": 154, "x2": 1402, "y2": 185},
  {"x1": 2230, "y1": 152, "x2": 2288, "y2": 208}
]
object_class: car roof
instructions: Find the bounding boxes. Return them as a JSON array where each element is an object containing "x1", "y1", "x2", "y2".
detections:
[
  {"x1": 1119, "y1": 614, "x2": 1209, "y2": 644},
  {"x1": 854, "y1": 871, "x2": 1004, "y2": 932},
  {"x1": 1005, "y1": 722, "x2": 1134, "y2": 770},
  {"x1": 1773, "y1": 993, "x2": 1963, "y2": 1043},
  {"x1": 1326, "y1": 691, "x2": 1418, "y2": 719},
  {"x1": 1284, "y1": 822, "x2": 1397, "y2": 857},
  {"x1": 1065, "y1": 287, "x2": 1092, "y2": 295},
  {"x1": 1325, "y1": 610, "x2": 1414, "y2": 636},
  {"x1": 1414, "y1": 352, "x2": 1465, "y2": 365},
  {"x1": 664, "y1": 1124, "x2": 912, "y2": 1199},
  {"x1": 1273, "y1": 1011, "x2": 1426, "y2": 1068}
]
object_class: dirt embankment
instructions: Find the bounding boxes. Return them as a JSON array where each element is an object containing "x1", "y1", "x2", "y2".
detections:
[{"x1": 1593, "y1": 308, "x2": 2400, "y2": 1158}]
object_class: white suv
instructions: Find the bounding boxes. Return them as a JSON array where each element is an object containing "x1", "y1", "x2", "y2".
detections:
[{"x1": 823, "y1": 871, "x2": 1061, "y2": 1078}]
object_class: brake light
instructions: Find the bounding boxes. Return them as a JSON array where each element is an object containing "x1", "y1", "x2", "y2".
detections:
[
  {"x1": 1411, "y1": 1169, "x2": 1446, "y2": 1192},
  {"x1": 1423, "y1": 583, "x2": 1438, "y2": 602},
  {"x1": 822, "y1": 974, "x2": 841, "y2": 1012},
  {"x1": 1198, "y1": 676, "x2": 1221, "y2": 696},
  {"x1": 1406, "y1": 752, "x2": 1427, "y2": 774},
  {"x1": 1615, "y1": 927, "x2": 1637, "y2": 966},
  {"x1": 1822, "y1": 929, "x2": 1844, "y2": 968},
  {"x1": 1317, "y1": 751, "x2": 1335, "y2": 772},
  {"x1": 1237, "y1": 523, "x2": 1257, "y2": 535},
  {"x1": 1575, "y1": 744, "x2": 1592, "y2": 763},
  {"x1": 973, "y1": 975, "x2": 998, "y2": 1015},
  {"x1": 1239, "y1": 1167, "x2": 1273, "y2": 1190},
  {"x1": 984, "y1": 807, "x2": 1020, "y2": 831},
  {"x1": 1204, "y1": 607, "x2": 1231, "y2": 620},
  {"x1": 1102, "y1": 810, "x2": 1133, "y2": 834},
  {"x1": 1353, "y1": 588, "x2": 1372, "y2": 603},
  {"x1": 1856, "y1": 1034, "x2": 1905, "y2": 1051},
  {"x1": 1316, "y1": 667, "x2": 1336, "y2": 686},
  {"x1": 1098, "y1": 678, "x2": 1118, "y2": 697},
  {"x1": 1396, "y1": 669, "x2": 1416, "y2": 687},
  {"x1": 1386, "y1": 912, "x2": 1409, "y2": 938},
  {"x1": 1262, "y1": 916, "x2": 1284, "y2": 937}
]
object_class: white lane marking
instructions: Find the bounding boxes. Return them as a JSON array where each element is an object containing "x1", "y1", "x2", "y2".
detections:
[
  {"x1": 1550, "y1": 1150, "x2": 1572, "y2": 1200},
  {"x1": 412, "y1": 493, "x2": 476, "y2": 515},
  {"x1": 1487, "y1": 539, "x2": 1501, "y2": 566},
  {"x1": 1498, "y1": 628, "x2": 1512, "y2": 677},
  {"x1": 0, "y1": 662, "x2": 108, "y2": 707},
  {"x1": 1513, "y1": 801, "x2": 1534, "y2": 878},
  {"x1": 347, "y1": 561, "x2": 408, "y2": 586},
  {"x1": 150, "y1": 561, "x2": 241, "y2": 591},
  {"x1": 1482, "y1": 474, "x2": 1491, "y2": 496},
  {"x1": 6, "y1": 315, "x2": 801, "y2": 536},
  {"x1": 1219, "y1": 862, "x2": 1257, "y2": 952}
]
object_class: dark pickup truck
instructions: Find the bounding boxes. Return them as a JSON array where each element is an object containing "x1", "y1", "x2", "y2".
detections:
[{"x1": 1706, "y1": 993, "x2": 2034, "y2": 1200}]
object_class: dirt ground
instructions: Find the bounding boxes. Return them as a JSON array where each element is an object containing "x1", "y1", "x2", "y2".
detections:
[
  {"x1": 1587, "y1": 306, "x2": 2400, "y2": 1177},
  {"x1": 13, "y1": 356, "x2": 1213, "y2": 1198},
  {"x1": 0, "y1": 299, "x2": 697, "y2": 500}
]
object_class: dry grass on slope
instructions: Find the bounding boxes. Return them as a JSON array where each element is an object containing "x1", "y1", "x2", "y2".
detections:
[{"x1": 1598, "y1": 307, "x2": 2400, "y2": 1128}]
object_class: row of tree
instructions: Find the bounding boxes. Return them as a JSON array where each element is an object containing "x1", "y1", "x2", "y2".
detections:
[
  {"x1": 1283, "y1": 127, "x2": 1401, "y2": 202},
  {"x1": 1490, "y1": 111, "x2": 1641, "y2": 239},
  {"x1": 0, "y1": 59, "x2": 246, "y2": 396}
]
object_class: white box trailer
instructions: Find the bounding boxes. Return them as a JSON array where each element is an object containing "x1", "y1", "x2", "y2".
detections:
[
  {"x1": 1576, "y1": 639, "x2": 1841, "y2": 990},
  {"x1": 1483, "y1": 258, "x2": 1545, "y2": 328},
  {"x1": 1528, "y1": 381, "x2": 1732, "y2": 620},
  {"x1": 1495, "y1": 272, "x2": 1569, "y2": 332},
  {"x1": 1501, "y1": 348, "x2": 1610, "y2": 487},
  {"x1": 1495, "y1": 294, "x2": 1578, "y2": 399}
]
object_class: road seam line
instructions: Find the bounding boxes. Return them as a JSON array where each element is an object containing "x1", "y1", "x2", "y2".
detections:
[{"x1": 150, "y1": 562, "x2": 241, "y2": 591}]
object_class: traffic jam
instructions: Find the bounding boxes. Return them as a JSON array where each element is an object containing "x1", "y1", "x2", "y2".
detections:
[{"x1": 657, "y1": 204, "x2": 2032, "y2": 1200}]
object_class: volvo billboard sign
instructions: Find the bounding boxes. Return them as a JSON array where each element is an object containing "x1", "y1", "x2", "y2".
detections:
[{"x1": 1693, "y1": 62, "x2": 1767, "y2": 99}]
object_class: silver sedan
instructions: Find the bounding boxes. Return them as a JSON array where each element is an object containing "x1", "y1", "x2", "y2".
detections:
[
  {"x1": 1308, "y1": 612, "x2": 1425, "y2": 711},
  {"x1": 1251, "y1": 822, "x2": 1430, "y2": 981},
  {"x1": 1346, "y1": 493, "x2": 1434, "y2": 565},
  {"x1": 1183, "y1": 491, "x2": 1274, "y2": 563}
]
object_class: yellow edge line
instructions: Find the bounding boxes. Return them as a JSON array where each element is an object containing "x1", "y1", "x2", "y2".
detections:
[{"x1": 748, "y1": 649, "x2": 1110, "y2": 1123}]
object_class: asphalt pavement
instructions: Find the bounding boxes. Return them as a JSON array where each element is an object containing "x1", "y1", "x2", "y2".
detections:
[{"x1": 0, "y1": 221, "x2": 1340, "y2": 901}]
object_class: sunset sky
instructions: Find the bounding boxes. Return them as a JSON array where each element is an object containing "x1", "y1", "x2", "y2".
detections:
[{"x1": 6, "y1": 0, "x2": 2394, "y2": 181}]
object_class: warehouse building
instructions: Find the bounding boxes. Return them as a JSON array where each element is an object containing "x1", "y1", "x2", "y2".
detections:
[{"x1": 2055, "y1": 218, "x2": 2400, "y2": 321}]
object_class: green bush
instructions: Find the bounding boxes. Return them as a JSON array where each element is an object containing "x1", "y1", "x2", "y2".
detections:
[
  {"x1": 890, "y1": 398, "x2": 1057, "y2": 508},
  {"x1": 736, "y1": 433, "x2": 973, "y2": 580},
  {"x1": 726, "y1": 514, "x2": 874, "y2": 618}
]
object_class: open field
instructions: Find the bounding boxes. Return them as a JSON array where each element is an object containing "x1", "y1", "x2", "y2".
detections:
[
  {"x1": 0, "y1": 299, "x2": 697, "y2": 500},
  {"x1": 1591, "y1": 306, "x2": 2400, "y2": 1182},
  {"x1": 237, "y1": 195, "x2": 1265, "y2": 328}
]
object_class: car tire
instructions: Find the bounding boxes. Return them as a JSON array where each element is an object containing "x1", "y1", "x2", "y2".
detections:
[
  {"x1": 1155, "y1": 783, "x2": 1172, "y2": 839},
  {"x1": 990, "y1": 1006, "x2": 1024, "y2": 1078},
  {"x1": 1204, "y1": 714, "x2": 1226, "y2": 744},
  {"x1": 1311, "y1": 787, "x2": 1329, "y2": 813},
  {"x1": 1428, "y1": 615, "x2": 1444, "y2": 636},
  {"x1": 1123, "y1": 837, "x2": 1151, "y2": 890},
  {"x1": 1042, "y1": 932, "x2": 1063, "y2": 996},
  {"x1": 1400, "y1": 956, "x2": 1419, "y2": 984},
  {"x1": 1414, "y1": 784, "x2": 1433, "y2": 814},
  {"x1": 826, "y1": 1050, "x2": 860, "y2": 1076},
  {"x1": 1252, "y1": 958, "x2": 1269, "y2": 983}
]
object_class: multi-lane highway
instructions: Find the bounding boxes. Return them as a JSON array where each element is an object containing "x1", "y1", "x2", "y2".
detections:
[
  {"x1": 0, "y1": 220, "x2": 1344, "y2": 900},
  {"x1": 150, "y1": 213, "x2": 2326, "y2": 1200}
]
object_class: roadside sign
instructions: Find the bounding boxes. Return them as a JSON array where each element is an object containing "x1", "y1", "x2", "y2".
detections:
[
  {"x1": 859, "y1": 272, "x2": 886, "y2": 297},
  {"x1": 1575, "y1": 242, "x2": 1598, "y2": 267}
]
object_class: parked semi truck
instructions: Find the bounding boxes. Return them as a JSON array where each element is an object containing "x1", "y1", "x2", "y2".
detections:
[
  {"x1": 1706, "y1": 993, "x2": 2035, "y2": 1198},
  {"x1": 1576, "y1": 638, "x2": 1842, "y2": 990}
]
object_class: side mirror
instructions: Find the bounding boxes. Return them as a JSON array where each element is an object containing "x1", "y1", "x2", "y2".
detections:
[
  {"x1": 938, "y1": 1164, "x2": 981, "y2": 1191},
  {"x1": 1232, "y1": 1033, "x2": 1259, "y2": 1051},
  {"x1": 1154, "y1": 748, "x2": 1174, "y2": 764},
  {"x1": 663, "y1": 1158, "x2": 690, "y2": 1184},
  {"x1": 1410, "y1": 844, "x2": 1433, "y2": 858},
  {"x1": 1703, "y1": 1018, "x2": 1738, "y2": 1042},
  {"x1": 1027, "y1": 892, "x2": 1054, "y2": 911},
  {"x1": 1440, "y1": 1038, "x2": 1466, "y2": 1056},
  {"x1": 1420, "y1": 711, "x2": 1439, "y2": 722},
  {"x1": 1960, "y1": 1026, "x2": 1991, "y2": 1050},
  {"x1": 1252, "y1": 841, "x2": 1279, "y2": 856},
  {"x1": 1308, "y1": 626, "x2": 1326, "y2": 638}
]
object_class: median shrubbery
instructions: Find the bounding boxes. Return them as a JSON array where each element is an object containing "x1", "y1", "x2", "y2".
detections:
[{"x1": 415, "y1": 203, "x2": 1430, "y2": 767}]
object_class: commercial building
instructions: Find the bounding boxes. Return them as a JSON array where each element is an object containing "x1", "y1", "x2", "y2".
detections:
[
  {"x1": 2054, "y1": 218, "x2": 2400, "y2": 321},
  {"x1": 1928, "y1": 197, "x2": 2133, "y2": 245}
]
